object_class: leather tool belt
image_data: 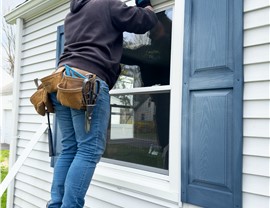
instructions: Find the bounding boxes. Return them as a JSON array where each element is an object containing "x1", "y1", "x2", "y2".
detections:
[{"x1": 30, "y1": 65, "x2": 99, "y2": 116}]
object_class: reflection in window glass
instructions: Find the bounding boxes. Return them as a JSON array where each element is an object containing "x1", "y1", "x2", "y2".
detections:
[
  {"x1": 103, "y1": 93, "x2": 170, "y2": 170},
  {"x1": 114, "y1": 8, "x2": 173, "y2": 89},
  {"x1": 104, "y1": 9, "x2": 173, "y2": 172}
]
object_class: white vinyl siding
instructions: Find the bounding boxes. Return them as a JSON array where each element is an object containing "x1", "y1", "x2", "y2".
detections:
[
  {"x1": 12, "y1": 2, "x2": 68, "y2": 207},
  {"x1": 243, "y1": 0, "x2": 270, "y2": 208},
  {"x1": 8, "y1": 0, "x2": 270, "y2": 207}
]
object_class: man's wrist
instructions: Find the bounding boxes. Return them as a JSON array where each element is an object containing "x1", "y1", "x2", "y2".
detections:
[{"x1": 145, "y1": 6, "x2": 154, "y2": 11}]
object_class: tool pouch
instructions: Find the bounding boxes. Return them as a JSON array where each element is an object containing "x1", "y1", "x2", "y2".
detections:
[
  {"x1": 56, "y1": 73, "x2": 85, "y2": 110},
  {"x1": 40, "y1": 68, "x2": 64, "y2": 93},
  {"x1": 30, "y1": 85, "x2": 54, "y2": 116}
]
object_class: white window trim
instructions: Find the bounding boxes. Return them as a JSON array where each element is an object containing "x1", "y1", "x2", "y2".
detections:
[
  {"x1": 110, "y1": 85, "x2": 171, "y2": 95},
  {"x1": 94, "y1": 0, "x2": 185, "y2": 206}
]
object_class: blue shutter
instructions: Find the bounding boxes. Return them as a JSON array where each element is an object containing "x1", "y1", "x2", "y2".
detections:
[
  {"x1": 50, "y1": 25, "x2": 65, "y2": 167},
  {"x1": 181, "y1": 0, "x2": 243, "y2": 207},
  {"x1": 56, "y1": 25, "x2": 65, "y2": 63}
]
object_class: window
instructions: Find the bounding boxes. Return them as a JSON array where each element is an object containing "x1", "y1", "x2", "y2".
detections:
[
  {"x1": 102, "y1": 8, "x2": 173, "y2": 173},
  {"x1": 54, "y1": 1, "x2": 184, "y2": 204}
]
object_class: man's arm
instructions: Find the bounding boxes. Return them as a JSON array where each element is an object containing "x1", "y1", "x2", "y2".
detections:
[{"x1": 109, "y1": 0, "x2": 158, "y2": 34}]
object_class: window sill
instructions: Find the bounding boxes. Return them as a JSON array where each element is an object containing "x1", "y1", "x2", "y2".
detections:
[{"x1": 93, "y1": 162, "x2": 179, "y2": 204}]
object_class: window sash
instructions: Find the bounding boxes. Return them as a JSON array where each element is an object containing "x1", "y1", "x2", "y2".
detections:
[{"x1": 109, "y1": 85, "x2": 171, "y2": 95}]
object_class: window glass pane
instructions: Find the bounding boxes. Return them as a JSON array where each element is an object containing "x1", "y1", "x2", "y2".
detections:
[
  {"x1": 114, "y1": 8, "x2": 173, "y2": 89},
  {"x1": 104, "y1": 92, "x2": 170, "y2": 170}
]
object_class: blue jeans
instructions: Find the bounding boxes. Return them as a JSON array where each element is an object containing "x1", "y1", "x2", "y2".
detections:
[{"x1": 48, "y1": 79, "x2": 110, "y2": 208}]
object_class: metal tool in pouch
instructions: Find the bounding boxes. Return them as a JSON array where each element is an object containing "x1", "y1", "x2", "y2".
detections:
[{"x1": 64, "y1": 65, "x2": 100, "y2": 133}]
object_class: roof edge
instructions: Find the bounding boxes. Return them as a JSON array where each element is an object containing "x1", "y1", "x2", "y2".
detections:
[
  {"x1": 5, "y1": 0, "x2": 173, "y2": 24},
  {"x1": 4, "y1": 0, "x2": 69, "y2": 24}
]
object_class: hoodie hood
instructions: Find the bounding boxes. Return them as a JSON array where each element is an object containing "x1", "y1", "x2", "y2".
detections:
[{"x1": 70, "y1": 0, "x2": 90, "y2": 13}]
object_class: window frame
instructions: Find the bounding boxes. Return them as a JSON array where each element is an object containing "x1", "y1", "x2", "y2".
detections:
[
  {"x1": 103, "y1": 3, "x2": 173, "y2": 173},
  {"x1": 94, "y1": 0, "x2": 185, "y2": 205}
]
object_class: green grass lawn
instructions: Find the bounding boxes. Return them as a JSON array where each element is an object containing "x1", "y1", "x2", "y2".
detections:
[{"x1": 1, "y1": 150, "x2": 9, "y2": 208}]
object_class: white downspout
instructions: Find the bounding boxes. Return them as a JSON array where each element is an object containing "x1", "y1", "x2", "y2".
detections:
[{"x1": 6, "y1": 17, "x2": 23, "y2": 208}]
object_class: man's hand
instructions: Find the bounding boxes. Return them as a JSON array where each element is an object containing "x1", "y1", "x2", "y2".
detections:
[{"x1": 135, "y1": 0, "x2": 152, "y2": 8}]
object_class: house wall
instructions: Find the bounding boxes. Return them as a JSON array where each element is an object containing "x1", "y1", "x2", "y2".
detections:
[
  {"x1": 9, "y1": 0, "x2": 270, "y2": 207},
  {"x1": 11, "y1": 3, "x2": 69, "y2": 207},
  {"x1": 242, "y1": 0, "x2": 270, "y2": 208}
]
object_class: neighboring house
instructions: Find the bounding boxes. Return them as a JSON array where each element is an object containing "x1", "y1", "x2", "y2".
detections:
[
  {"x1": 4, "y1": 0, "x2": 270, "y2": 208},
  {"x1": 110, "y1": 95, "x2": 134, "y2": 140},
  {"x1": 0, "y1": 82, "x2": 13, "y2": 144},
  {"x1": 134, "y1": 97, "x2": 155, "y2": 122}
]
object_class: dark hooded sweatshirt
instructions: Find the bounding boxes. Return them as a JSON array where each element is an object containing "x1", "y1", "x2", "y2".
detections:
[{"x1": 58, "y1": 0, "x2": 158, "y2": 89}]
